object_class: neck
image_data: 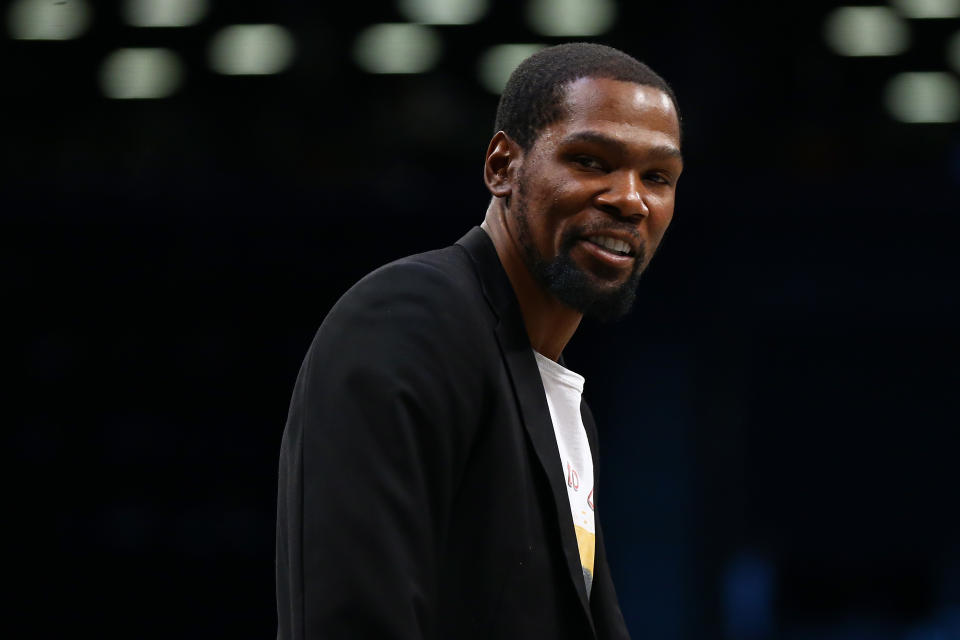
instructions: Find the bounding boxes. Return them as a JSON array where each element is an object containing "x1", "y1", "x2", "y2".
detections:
[{"x1": 481, "y1": 197, "x2": 582, "y2": 362}]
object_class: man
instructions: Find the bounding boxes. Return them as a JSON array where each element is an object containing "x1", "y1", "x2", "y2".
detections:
[{"x1": 276, "y1": 42, "x2": 683, "y2": 639}]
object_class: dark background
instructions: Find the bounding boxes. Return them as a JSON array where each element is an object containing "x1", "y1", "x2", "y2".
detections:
[{"x1": 5, "y1": 0, "x2": 959, "y2": 637}]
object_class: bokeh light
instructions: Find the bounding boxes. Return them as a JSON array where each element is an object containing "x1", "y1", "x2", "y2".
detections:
[
  {"x1": 884, "y1": 71, "x2": 960, "y2": 122},
  {"x1": 208, "y1": 24, "x2": 296, "y2": 75},
  {"x1": 824, "y1": 6, "x2": 910, "y2": 56},
  {"x1": 526, "y1": 0, "x2": 617, "y2": 37},
  {"x1": 123, "y1": 0, "x2": 208, "y2": 28},
  {"x1": 397, "y1": 0, "x2": 488, "y2": 25},
  {"x1": 949, "y1": 31, "x2": 960, "y2": 72},
  {"x1": 353, "y1": 23, "x2": 442, "y2": 74},
  {"x1": 477, "y1": 43, "x2": 546, "y2": 94},
  {"x1": 7, "y1": 0, "x2": 91, "y2": 40},
  {"x1": 890, "y1": 0, "x2": 960, "y2": 19},
  {"x1": 99, "y1": 47, "x2": 184, "y2": 99}
]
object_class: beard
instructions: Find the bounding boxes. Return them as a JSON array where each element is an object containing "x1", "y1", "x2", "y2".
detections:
[{"x1": 512, "y1": 186, "x2": 648, "y2": 323}]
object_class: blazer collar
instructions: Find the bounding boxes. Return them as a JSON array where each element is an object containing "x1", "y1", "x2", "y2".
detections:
[{"x1": 456, "y1": 226, "x2": 597, "y2": 633}]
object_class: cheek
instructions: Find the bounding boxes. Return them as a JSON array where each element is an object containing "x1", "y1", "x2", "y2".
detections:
[
  {"x1": 534, "y1": 183, "x2": 577, "y2": 229},
  {"x1": 539, "y1": 180, "x2": 571, "y2": 218}
]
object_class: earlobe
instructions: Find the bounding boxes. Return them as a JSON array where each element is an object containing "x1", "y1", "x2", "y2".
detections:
[{"x1": 483, "y1": 131, "x2": 518, "y2": 199}]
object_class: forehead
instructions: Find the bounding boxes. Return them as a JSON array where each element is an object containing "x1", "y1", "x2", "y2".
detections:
[{"x1": 544, "y1": 77, "x2": 681, "y2": 150}]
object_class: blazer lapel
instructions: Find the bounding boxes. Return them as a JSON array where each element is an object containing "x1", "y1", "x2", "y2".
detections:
[{"x1": 457, "y1": 227, "x2": 597, "y2": 632}]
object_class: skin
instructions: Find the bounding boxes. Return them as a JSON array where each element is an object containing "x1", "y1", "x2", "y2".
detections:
[{"x1": 482, "y1": 76, "x2": 684, "y2": 361}]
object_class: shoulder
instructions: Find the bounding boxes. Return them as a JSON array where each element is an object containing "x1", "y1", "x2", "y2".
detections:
[
  {"x1": 357, "y1": 243, "x2": 478, "y2": 298},
  {"x1": 326, "y1": 243, "x2": 486, "y2": 327},
  {"x1": 308, "y1": 242, "x2": 493, "y2": 365}
]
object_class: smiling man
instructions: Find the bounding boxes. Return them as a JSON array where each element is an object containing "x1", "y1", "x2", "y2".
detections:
[{"x1": 276, "y1": 43, "x2": 682, "y2": 640}]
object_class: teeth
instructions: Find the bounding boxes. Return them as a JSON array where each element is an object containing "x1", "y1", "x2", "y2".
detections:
[{"x1": 588, "y1": 235, "x2": 631, "y2": 255}]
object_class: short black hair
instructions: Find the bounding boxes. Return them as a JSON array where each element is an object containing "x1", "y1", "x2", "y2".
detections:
[{"x1": 493, "y1": 42, "x2": 680, "y2": 151}]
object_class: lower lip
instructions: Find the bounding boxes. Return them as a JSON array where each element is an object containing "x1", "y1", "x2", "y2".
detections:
[{"x1": 576, "y1": 239, "x2": 634, "y2": 269}]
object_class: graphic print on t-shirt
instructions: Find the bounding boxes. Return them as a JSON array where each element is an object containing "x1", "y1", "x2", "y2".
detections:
[
  {"x1": 568, "y1": 461, "x2": 596, "y2": 590},
  {"x1": 533, "y1": 350, "x2": 596, "y2": 597}
]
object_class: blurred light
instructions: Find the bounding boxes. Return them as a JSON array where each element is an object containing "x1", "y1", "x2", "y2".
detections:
[
  {"x1": 823, "y1": 6, "x2": 910, "y2": 56},
  {"x1": 950, "y1": 31, "x2": 960, "y2": 72},
  {"x1": 397, "y1": 0, "x2": 488, "y2": 25},
  {"x1": 208, "y1": 25, "x2": 295, "y2": 75},
  {"x1": 124, "y1": 0, "x2": 208, "y2": 27},
  {"x1": 353, "y1": 23, "x2": 442, "y2": 74},
  {"x1": 722, "y1": 551, "x2": 775, "y2": 640},
  {"x1": 891, "y1": 0, "x2": 960, "y2": 19},
  {"x1": 99, "y1": 48, "x2": 184, "y2": 99},
  {"x1": 526, "y1": 0, "x2": 616, "y2": 37},
  {"x1": 7, "y1": 0, "x2": 91, "y2": 40},
  {"x1": 884, "y1": 72, "x2": 960, "y2": 122},
  {"x1": 478, "y1": 43, "x2": 546, "y2": 94}
]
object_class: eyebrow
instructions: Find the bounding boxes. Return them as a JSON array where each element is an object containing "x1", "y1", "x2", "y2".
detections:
[{"x1": 559, "y1": 130, "x2": 683, "y2": 163}]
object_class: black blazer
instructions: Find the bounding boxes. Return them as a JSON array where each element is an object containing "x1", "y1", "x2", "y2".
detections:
[{"x1": 276, "y1": 226, "x2": 630, "y2": 639}]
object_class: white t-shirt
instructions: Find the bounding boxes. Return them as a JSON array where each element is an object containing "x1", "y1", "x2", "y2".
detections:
[{"x1": 533, "y1": 350, "x2": 596, "y2": 597}]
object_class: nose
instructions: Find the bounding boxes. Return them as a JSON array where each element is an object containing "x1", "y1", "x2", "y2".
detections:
[{"x1": 594, "y1": 171, "x2": 649, "y2": 221}]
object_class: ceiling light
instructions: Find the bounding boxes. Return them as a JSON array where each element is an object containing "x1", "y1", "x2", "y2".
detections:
[
  {"x1": 478, "y1": 44, "x2": 546, "y2": 94},
  {"x1": 208, "y1": 24, "x2": 296, "y2": 75},
  {"x1": 7, "y1": 0, "x2": 91, "y2": 40},
  {"x1": 824, "y1": 6, "x2": 910, "y2": 56},
  {"x1": 124, "y1": 0, "x2": 208, "y2": 28},
  {"x1": 884, "y1": 71, "x2": 960, "y2": 122},
  {"x1": 526, "y1": 0, "x2": 616, "y2": 37},
  {"x1": 100, "y1": 48, "x2": 184, "y2": 99},
  {"x1": 353, "y1": 23, "x2": 442, "y2": 74},
  {"x1": 397, "y1": 0, "x2": 488, "y2": 25}
]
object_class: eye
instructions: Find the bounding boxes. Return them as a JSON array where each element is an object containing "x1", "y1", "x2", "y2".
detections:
[
  {"x1": 572, "y1": 155, "x2": 606, "y2": 171},
  {"x1": 644, "y1": 171, "x2": 672, "y2": 186}
]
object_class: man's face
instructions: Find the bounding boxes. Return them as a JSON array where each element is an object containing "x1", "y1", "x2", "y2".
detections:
[{"x1": 509, "y1": 76, "x2": 683, "y2": 320}]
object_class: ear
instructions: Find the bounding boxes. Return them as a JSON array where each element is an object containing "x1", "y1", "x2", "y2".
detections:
[{"x1": 483, "y1": 131, "x2": 521, "y2": 199}]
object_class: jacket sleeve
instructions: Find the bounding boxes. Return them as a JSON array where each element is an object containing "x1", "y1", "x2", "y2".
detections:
[{"x1": 276, "y1": 259, "x2": 488, "y2": 640}]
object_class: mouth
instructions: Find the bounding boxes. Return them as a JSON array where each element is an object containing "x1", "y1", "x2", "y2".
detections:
[
  {"x1": 574, "y1": 234, "x2": 637, "y2": 271},
  {"x1": 584, "y1": 234, "x2": 635, "y2": 257}
]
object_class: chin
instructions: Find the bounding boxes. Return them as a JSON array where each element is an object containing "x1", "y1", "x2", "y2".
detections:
[{"x1": 540, "y1": 253, "x2": 642, "y2": 322}]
